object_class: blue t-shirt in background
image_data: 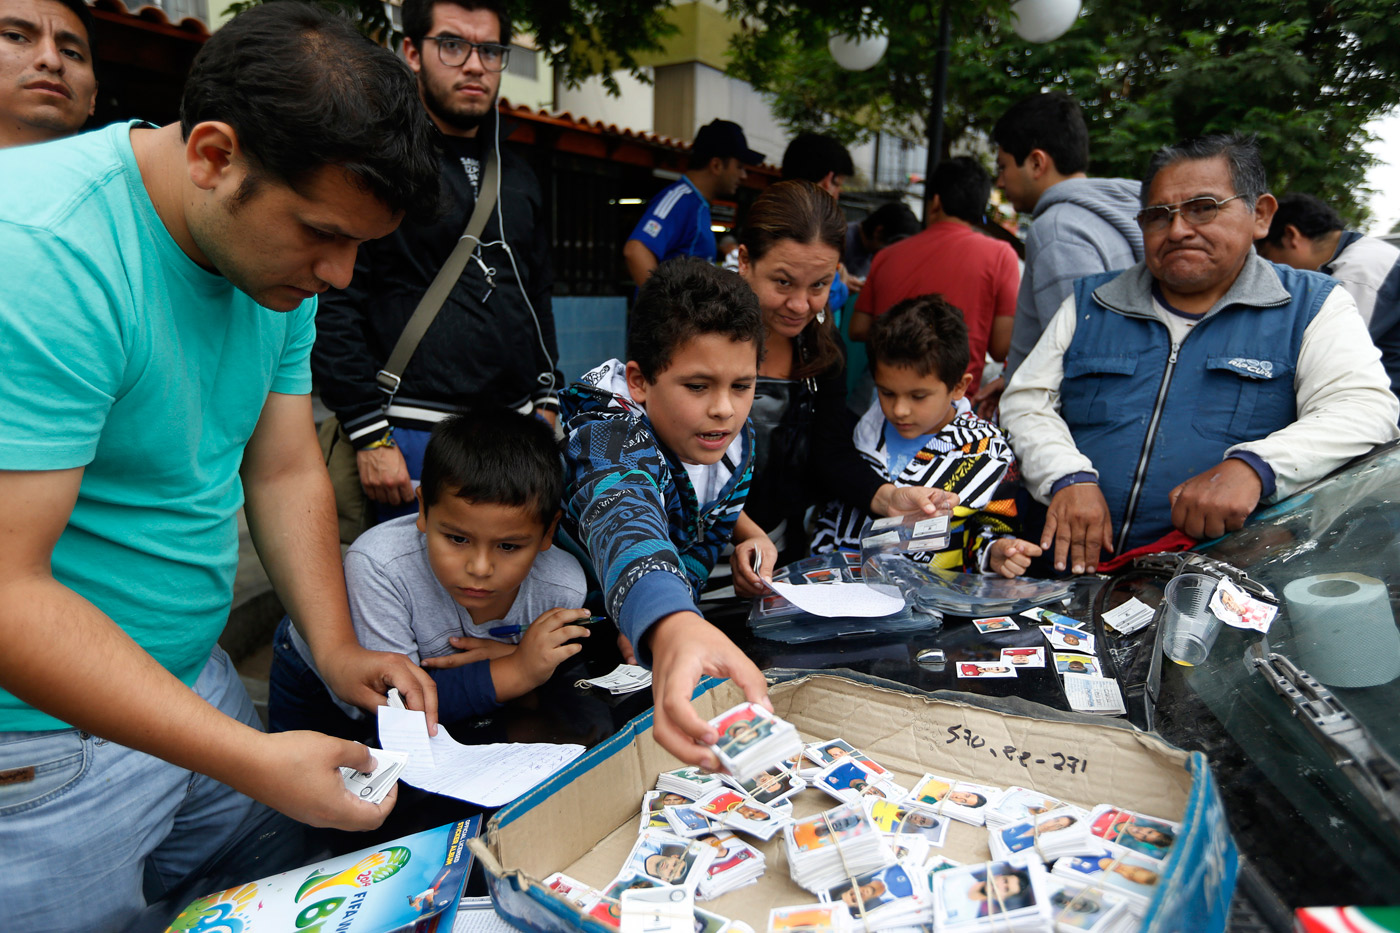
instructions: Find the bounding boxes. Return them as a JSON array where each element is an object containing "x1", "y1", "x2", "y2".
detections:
[
  {"x1": 627, "y1": 176, "x2": 716, "y2": 263},
  {"x1": 0, "y1": 122, "x2": 317, "y2": 731},
  {"x1": 883, "y1": 422, "x2": 931, "y2": 480}
]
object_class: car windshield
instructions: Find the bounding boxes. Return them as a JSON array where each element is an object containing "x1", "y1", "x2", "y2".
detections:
[{"x1": 1187, "y1": 440, "x2": 1400, "y2": 894}]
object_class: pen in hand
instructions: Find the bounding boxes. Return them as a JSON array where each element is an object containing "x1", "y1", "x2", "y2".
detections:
[{"x1": 487, "y1": 616, "x2": 604, "y2": 639}]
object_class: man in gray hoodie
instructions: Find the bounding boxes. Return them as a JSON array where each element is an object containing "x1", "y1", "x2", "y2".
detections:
[{"x1": 975, "y1": 92, "x2": 1144, "y2": 416}]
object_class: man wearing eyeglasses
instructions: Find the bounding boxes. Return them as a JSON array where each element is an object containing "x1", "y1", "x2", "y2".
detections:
[
  {"x1": 1001, "y1": 134, "x2": 1398, "y2": 574},
  {"x1": 310, "y1": 0, "x2": 560, "y2": 529}
]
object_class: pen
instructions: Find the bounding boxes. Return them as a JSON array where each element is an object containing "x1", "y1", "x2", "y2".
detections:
[{"x1": 488, "y1": 615, "x2": 604, "y2": 638}]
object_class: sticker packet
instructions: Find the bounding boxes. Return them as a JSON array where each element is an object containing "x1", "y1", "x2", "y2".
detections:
[
  {"x1": 932, "y1": 857, "x2": 1051, "y2": 931},
  {"x1": 824, "y1": 861, "x2": 930, "y2": 928},
  {"x1": 622, "y1": 829, "x2": 717, "y2": 890},
  {"x1": 865, "y1": 798, "x2": 951, "y2": 846},
  {"x1": 1087, "y1": 805, "x2": 1180, "y2": 863},
  {"x1": 707, "y1": 703, "x2": 804, "y2": 782},
  {"x1": 815, "y1": 758, "x2": 907, "y2": 805},
  {"x1": 908, "y1": 773, "x2": 1003, "y2": 826},
  {"x1": 722, "y1": 765, "x2": 806, "y2": 806},
  {"x1": 693, "y1": 787, "x2": 787, "y2": 841}
]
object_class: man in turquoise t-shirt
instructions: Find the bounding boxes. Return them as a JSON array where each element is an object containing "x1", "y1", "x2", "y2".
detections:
[{"x1": 0, "y1": 5, "x2": 443, "y2": 929}]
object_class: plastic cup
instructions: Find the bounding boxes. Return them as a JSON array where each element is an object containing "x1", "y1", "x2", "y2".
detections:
[{"x1": 1161, "y1": 573, "x2": 1223, "y2": 666}]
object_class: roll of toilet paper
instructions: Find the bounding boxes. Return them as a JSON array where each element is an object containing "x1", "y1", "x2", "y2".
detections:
[{"x1": 1283, "y1": 572, "x2": 1400, "y2": 688}]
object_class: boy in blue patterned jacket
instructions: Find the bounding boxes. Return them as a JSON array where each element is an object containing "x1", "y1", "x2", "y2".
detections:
[
  {"x1": 813, "y1": 295, "x2": 1042, "y2": 576},
  {"x1": 560, "y1": 257, "x2": 775, "y2": 761}
]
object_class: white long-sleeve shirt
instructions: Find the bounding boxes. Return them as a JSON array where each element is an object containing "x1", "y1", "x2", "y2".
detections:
[{"x1": 1001, "y1": 283, "x2": 1400, "y2": 505}]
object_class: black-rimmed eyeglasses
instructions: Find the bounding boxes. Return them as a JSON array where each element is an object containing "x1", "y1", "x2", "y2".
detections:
[
  {"x1": 1136, "y1": 194, "x2": 1245, "y2": 232},
  {"x1": 423, "y1": 36, "x2": 510, "y2": 72}
]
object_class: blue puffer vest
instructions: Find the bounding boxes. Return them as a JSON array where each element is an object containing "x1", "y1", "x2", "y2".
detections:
[{"x1": 1062, "y1": 255, "x2": 1335, "y2": 552}]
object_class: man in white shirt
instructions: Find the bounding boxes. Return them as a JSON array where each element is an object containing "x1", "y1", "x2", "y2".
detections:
[
  {"x1": 1256, "y1": 192, "x2": 1400, "y2": 411},
  {"x1": 1001, "y1": 135, "x2": 1398, "y2": 574}
]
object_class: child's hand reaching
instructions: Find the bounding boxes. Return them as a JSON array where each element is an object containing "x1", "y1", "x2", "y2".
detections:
[
  {"x1": 420, "y1": 636, "x2": 517, "y2": 669},
  {"x1": 988, "y1": 537, "x2": 1044, "y2": 578},
  {"x1": 489, "y1": 607, "x2": 592, "y2": 702}
]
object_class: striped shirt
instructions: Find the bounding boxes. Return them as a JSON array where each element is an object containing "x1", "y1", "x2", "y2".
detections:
[{"x1": 812, "y1": 401, "x2": 1019, "y2": 571}]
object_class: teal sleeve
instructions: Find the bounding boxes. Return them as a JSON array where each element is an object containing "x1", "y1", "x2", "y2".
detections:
[
  {"x1": 0, "y1": 227, "x2": 126, "y2": 469},
  {"x1": 270, "y1": 297, "x2": 317, "y2": 396}
]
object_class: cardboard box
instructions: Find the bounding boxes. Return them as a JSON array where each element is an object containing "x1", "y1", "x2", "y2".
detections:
[{"x1": 471, "y1": 671, "x2": 1237, "y2": 932}]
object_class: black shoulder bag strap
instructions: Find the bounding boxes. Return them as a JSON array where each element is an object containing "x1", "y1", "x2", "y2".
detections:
[{"x1": 374, "y1": 146, "x2": 500, "y2": 405}]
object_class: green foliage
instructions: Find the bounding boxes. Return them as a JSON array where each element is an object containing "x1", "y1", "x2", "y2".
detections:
[
  {"x1": 726, "y1": 0, "x2": 1400, "y2": 218},
  {"x1": 223, "y1": 0, "x2": 677, "y2": 94}
]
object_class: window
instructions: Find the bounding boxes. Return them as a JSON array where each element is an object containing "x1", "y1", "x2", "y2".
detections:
[{"x1": 508, "y1": 44, "x2": 538, "y2": 80}]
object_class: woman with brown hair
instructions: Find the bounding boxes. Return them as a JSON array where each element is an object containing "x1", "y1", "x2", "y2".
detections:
[{"x1": 728, "y1": 181, "x2": 955, "y2": 594}]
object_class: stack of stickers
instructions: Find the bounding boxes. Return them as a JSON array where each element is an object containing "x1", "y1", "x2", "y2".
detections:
[
  {"x1": 338, "y1": 748, "x2": 408, "y2": 805},
  {"x1": 692, "y1": 787, "x2": 788, "y2": 841},
  {"x1": 575, "y1": 663, "x2": 654, "y2": 695},
  {"x1": 539, "y1": 730, "x2": 1183, "y2": 933},
  {"x1": 988, "y1": 806, "x2": 1093, "y2": 861},
  {"x1": 656, "y1": 765, "x2": 725, "y2": 800},
  {"x1": 906, "y1": 773, "x2": 1004, "y2": 827},
  {"x1": 822, "y1": 860, "x2": 932, "y2": 928},
  {"x1": 1048, "y1": 805, "x2": 1182, "y2": 920},
  {"x1": 931, "y1": 858, "x2": 1055, "y2": 932},
  {"x1": 707, "y1": 703, "x2": 805, "y2": 783},
  {"x1": 696, "y1": 830, "x2": 766, "y2": 900},
  {"x1": 983, "y1": 786, "x2": 1066, "y2": 831},
  {"x1": 782, "y1": 803, "x2": 890, "y2": 893},
  {"x1": 814, "y1": 755, "x2": 910, "y2": 805},
  {"x1": 859, "y1": 512, "x2": 951, "y2": 556},
  {"x1": 1038, "y1": 874, "x2": 1138, "y2": 932}
]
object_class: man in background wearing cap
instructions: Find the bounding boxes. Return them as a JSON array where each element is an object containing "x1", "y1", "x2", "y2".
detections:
[{"x1": 624, "y1": 118, "x2": 763, "y2": 287}]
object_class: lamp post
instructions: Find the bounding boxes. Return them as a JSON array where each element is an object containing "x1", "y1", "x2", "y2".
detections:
[{"x1": 829, "y1": 0, "x2": 1082, "y2": 222}]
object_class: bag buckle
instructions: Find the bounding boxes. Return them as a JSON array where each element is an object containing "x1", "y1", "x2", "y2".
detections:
[{"x1": 375, "y1": 370, "x2": 402, "y2": 395}]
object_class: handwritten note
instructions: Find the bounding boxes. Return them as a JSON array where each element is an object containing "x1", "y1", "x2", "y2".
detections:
[
  {"x1": 378, "y1": 705, "x2": 584, "y2": 806},
  {"x1": 768, "y1": 580, "x2": 905, "y2": 618},
  {"x1": 1062, "y1": 673, "x2": 1127, "y2": 715}
]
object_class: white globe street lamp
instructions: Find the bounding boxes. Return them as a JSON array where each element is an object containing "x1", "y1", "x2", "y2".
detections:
[
  {"x1": 1011, "y1": 0, "x2": 1083, "y2": 43},
  {"x1": 828, "y1": 0, "x2": 1083, "y2": 221},
  {"x1": 828, "y1": 29, "x2": 889, "y2": 72}
]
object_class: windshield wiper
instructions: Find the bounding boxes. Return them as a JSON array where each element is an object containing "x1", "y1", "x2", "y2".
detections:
[
  {"x1": 1247, "y1": 643, "x2": 1400, "y2": 833},
  {"x1": 1131, "y1": 552, "x2": 1278, "y2": 602}
]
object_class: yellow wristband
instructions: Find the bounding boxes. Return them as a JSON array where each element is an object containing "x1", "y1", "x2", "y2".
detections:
[{"x1": 364, "y1": 429, "x2": 395, "y2": 450}]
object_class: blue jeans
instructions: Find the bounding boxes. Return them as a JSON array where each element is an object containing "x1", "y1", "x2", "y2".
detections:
[
  {"x1": 267, "y1": 616, "x2": 366, "y2": 741},
  {"x1": 0, "y1": 647, "x2": 282, "y2": 933}
]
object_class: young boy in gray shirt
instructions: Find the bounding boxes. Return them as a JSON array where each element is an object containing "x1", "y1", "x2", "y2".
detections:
[{"x1": 269, "y1": 408, "x2": 590, "y2": 732}]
